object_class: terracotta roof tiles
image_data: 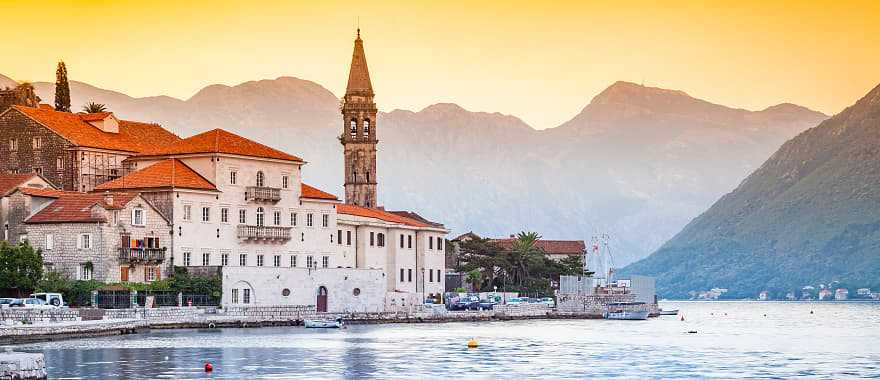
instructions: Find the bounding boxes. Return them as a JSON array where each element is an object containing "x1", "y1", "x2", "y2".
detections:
[
  {"x1": 135, "y1": 129, "x2": 302, "y2": 162},
  {"x1": 25, "y1": 192, "x2": 138, "y2": 224},
  {"x1": 94, "y1": 159, "x2": 217, "y2": 191},
  {"x1": 301, "y1": 183, "x2": 339, "y2": 201},
  {"x1": 0, "y1": 174, "x2": 39, "y2": 196},
  {"x1": 12, "y1": 106, "x2": 180, "y2": 153},
  {"x1": 491, "y1": 238, "x2": 586, "y2": 255},
  {"x1": 337, "y1": 204, "x2": 429, "y2": 228}
]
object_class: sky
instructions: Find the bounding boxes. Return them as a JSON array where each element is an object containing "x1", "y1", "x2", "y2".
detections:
[{"x1": 2, "y1": 0, "x2": 878, "y2": 129}]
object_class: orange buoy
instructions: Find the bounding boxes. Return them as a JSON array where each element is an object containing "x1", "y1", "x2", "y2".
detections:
[{"x1": 205, "y1": 362, "x2": 213, "y2": 372}]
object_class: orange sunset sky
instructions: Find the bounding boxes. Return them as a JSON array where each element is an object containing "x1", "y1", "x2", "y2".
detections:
[{"x1": 2, "y1": 0, "x2": 878, "y2": 129}]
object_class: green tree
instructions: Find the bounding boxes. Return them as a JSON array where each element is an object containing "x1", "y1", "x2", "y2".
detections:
[
  {"x1": 82, "y1": 102, "x2": 107, "y2": 113},
  {"x1": 0, "y1": 242, "x2": 44, "y2": 297},
  {"x1": 54, "y1": 61, "x2": 71, "y2": 112},
  {"x1": 505, "y1": 231, "x2": 544, "y2": 288},
  {"x1": 466, "y1": 269, "x2": 482, "y2": 292},
  {"x1": 458, "y1": 237, "x2": 503, "y2": 290}
]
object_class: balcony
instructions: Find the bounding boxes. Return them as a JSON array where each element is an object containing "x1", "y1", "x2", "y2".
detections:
[
  {"x1": 118, "y1": 247, "x2": 166, "y2": 263},
  {"x1": 237, "y1": 225, "x2": 291, "y2": 241},
  {"x1": 245, "y1": 186, "x2": 281, "y2": 203}
]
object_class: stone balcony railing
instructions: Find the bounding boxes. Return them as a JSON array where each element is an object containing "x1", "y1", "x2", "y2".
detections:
[
  {"x1": 245, "y1": 186, "x2": 281, "y2": 203},
  {"x1": 237, "y1": 225, "x2": 291, "y2": 241},
  {"x1": 118, "y1": 247, "x2": 166, "y2": 263}
]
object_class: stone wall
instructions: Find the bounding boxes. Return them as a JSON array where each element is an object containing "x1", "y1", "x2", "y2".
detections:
[
  {"x1": 0, "y1": 308, "x2": 81, "y2": 324},
  {"x1": 217, "y1": 305, "x2": 316, "y2": 320},
  {"x1": 493, "y1": 303, "x2": 551, "y2": 317},
  {"x1": 0, "y1": 108, "x2": 73, "y2": 189}
]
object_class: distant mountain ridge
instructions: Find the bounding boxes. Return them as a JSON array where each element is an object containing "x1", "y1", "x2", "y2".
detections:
[
  {"x1": 622, "y1": 83, "x2": 880, "y2": 298},
  {"x1": 3, "y1": 73, "x2": 827, "y2": 265}
]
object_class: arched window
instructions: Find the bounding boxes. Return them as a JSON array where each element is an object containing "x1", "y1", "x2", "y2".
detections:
[
  {"x1": 256, "y1": 207, "x2": 265, "y2": 226},
  {"x1": 350, "y1": 119, "x2": 357, "y2": 136},
  {"x1": 363, "y1": 119, "x2": 370, "y2": 136},
  {"x1": 366, "y1": 171, "x2": 370, "y2": 183},
  {"x1": 256, "y1": 171, "x2": 265, "y2": 187}
]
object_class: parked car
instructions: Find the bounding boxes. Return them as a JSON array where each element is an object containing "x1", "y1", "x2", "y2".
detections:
[
  {"x1": 506, "y1": 297, "x2": 529, "y2": 304},
  {"x1": 19, "y1": 298, "x2": 54, "y2": 309},
  {"x1": 30, "y1": 292, "x2": 65, "y2": 307},
  {"x1": 477, "y1": 300, "x2": 496, "y2": 310},
  {"x1": 0, "y1": 298, "x2": 15, "y2": 308}
]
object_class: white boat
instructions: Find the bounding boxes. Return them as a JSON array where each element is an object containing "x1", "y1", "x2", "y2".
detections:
[
  {"x1": 304, "y1": 318, "x2": 343, "y2": 328},
  {"x1": 603, "y1": 302, "x2": 650, "y2": 320},
  {"x1": 658, "y1": 309, "x2": 679, "y2": 316}
]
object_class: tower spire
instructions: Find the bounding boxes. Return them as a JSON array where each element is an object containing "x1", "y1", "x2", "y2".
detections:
[
  {"x1": 346, "y1": 28, "x2": 373, "y2": 96},
  {"x1": 341, "y1": 30, "x2": 378, "y2": 208}
]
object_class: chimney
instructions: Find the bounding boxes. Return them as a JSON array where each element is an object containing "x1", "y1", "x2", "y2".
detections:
[{"x1": 103, "y1": 191, "x2": 113, "y2": 207}]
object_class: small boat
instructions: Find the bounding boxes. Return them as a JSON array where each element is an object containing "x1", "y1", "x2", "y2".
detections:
[
  {"x1": 304, "y1": 317, "x2": 343, "y2": 328},
  {"x1": 603, "y1": 302, "x2": 650, "y2": 320},
  {"x1": 658, "y1": 309, "x2": 679, "y2": 316}
]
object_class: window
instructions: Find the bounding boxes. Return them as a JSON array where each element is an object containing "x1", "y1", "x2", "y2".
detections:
[
  {"x1": 273, "y1": 210, "x2": 281, "y2": 226},
  {"x1": 79, "y1": 264, "x2": 92, "y2": 281},
  {"x1": 273, "y1": 255, "x2": 281, "y2": 267},
  {"x1": 429, "y1": 269, "x2": 433, "y2": 282},
  {"x1": 256, "y1": 171, "x2": 265, "y2": 187},
  {"x1": 9, "y1": 139, "x2": 17, "y2": 151},
  {"x1": 346, "y1": 231, "x2": 352, "y2": 245},
  {"x1": 183, "y1": 204, "x2": 192, "y2": 221},
  {"x1": 408, "y1": 269, "x2": 413, "y2": 282},
  {"x1": 282, "y1": 175, "x2": 289, "y2": 189},
  {"x1": 221, "y1": 253, "x2": 229, "y2": 266},
  {"x1": 56, "y1": 157, "x2": 63, "y2": 171},
  {"x1": 307, "y1": 255, "x2": 314, "y2": 268},
  {"x1": 330, "y1": 233, "x2": 334, "y2": 243},
  {"x1": 202, "y1": 251, "x2": 210, "y2": 266},
  {"x1": 183, "y1": 252, "x2": 192, "y2": 266},
  {"x1": 306, "y1": 213, "x2": 313, "y2": 227},
  {"x1": 32, "y1": 137, "x2": 41, "y2": 149},
  {"x1": 301, "y1": 232, "x2": 305, "y2": 242},
  {"x1": 437, "y1": 269, "x2": 442, "y2": 283},
  {"x1": 201, "y1": 207, "x2": 210, "y2": 222},
  {"x1": 350, "y1": 119, "x2": 357, "y2": 136},
  {"x1": 429, "y1": 237, "x2": 433, "y2": 250},
  {"x1": 132, "y1": 208, "x2": 145, "y2": 226},
  {"x1": 377, "y1": 233, "x2": 385, "y2": 247},
  {"x1": 45, "y1": 234, "x2": 54, "y2": 250},
  {"x1": 256, "y1": 207, "x2": 265, "y2": 226},
  {"x1": 400, "y1": 234, "x2": 404, "y2": 248},
  {"x1": 243, "y1": 288, "x2": 251, "y2": 304},
  {"x1": 400, "y1": 268, "x2": 404, "y2": 282},
  {"x1": 145, "y1": 266, "x2": 157, "y2": 282},
  {"x1": 353, "y1": 288, "x2": 361, "y2": 297},
  {"x1": 78, "y1": 234, "x2": 92, "y2": 249},
  {"x1": 239, "y1": 253, "x2": 247, "y2": 266},
  {"x1": 438, "y1": 237, "x2": 443, "y2": 250},
  {"x1": 290, "y1": 255, "x2": 297, "y2": 267},
  {"x1": 232, "y1": 289, "x2": 239, "y2": 304},
  {"x1": 291, "y1": 212, "x2": 297, "y2": 226},
  {"x1": 34, "y1": 167, "x2": 42, "y2": 175},
  {"x1": 408, "y1": 235, "x2": 412, "y2": 249},
  {"x1": 257, "y1": 254, "x2": 265, "y2": 267},
  {"x1": 221, "y1": 208, "x2": 229, "y2": 223},
  {"x1": 363, "y1": 119, "x2": 370, "y2": 136},
  {"x1": 322, "y1": 214, "x2": 329, "y2": 227},
  {"x1": 370, "y1": 232, "x2": 375, "y2": 246},
  {"x1": 113, "y1": 211, "x2": 119, "y2": 226},
  {"x1": 337, "y1": 230, "x2": 342, "y2": 245},
  {"x1": 322, "y1": 256, "x2": 329, "y2": 268},
  {"x1": 229, "y1": 170, "x2": 237, "y2": 185},
  {"x1": 239, "y1": 209, "x2": 246, "y2": 224}
]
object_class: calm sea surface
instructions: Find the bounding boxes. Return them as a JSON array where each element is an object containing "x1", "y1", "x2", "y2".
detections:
[{"x1": 16, "y1": 302, "x2": 880, "y2": 379}]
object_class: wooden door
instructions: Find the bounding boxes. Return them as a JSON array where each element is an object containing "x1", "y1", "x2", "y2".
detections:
[
  {"x1": 120, "y1": 266, "x2": 129, "y2": 282},
  {"x1": 316, "y1": 286, "x2": 328, "y2": 312}
]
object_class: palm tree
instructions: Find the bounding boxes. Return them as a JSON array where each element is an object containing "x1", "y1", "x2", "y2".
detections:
[
  {"x1": 82, "y1": 102, "x2": 108, "y2": 113},
  {"x1": 466, "y1": 269, "x2": 482, "y2": 292},
  {"x1": 508, "y1": 231, "x2": 543, "y2": 287}
]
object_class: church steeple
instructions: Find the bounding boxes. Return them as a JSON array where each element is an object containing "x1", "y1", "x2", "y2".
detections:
[{"x1": 341, "y1": 29, "x2": 378, "y2": 208}]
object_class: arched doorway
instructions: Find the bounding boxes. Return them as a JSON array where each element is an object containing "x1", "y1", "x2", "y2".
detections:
[{"x1": 316, "y1": 286, "x2": 328, "y2": 312}]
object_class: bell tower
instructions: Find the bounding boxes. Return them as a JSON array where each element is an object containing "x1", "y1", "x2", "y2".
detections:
[{"x1": 341, "y1": 29, "x2": 378, "y2": 207}]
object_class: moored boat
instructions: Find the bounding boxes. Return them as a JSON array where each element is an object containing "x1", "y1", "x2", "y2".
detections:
[
  {"x1": 603, "y1": 302, "x2": 650, "y2": 320},
  {"x1": 658, "y1": 309, "x2": 679, "y2": 316},
  {"x1": 304, "y1": 317, "x2": 344, "y2": 328}
]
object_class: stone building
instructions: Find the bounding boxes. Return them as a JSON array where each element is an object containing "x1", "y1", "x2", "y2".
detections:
[
  {"x1": 0, "y1": 173, "x2": 56, "y2": 243},
  {"x1": 0, "y1": 83, "x2": 39, "y2": 112},
  {"x1": 0, "y1": 105, "x2": 179, "y2": 192},
  {"x1": 340, "y1": 29, "x2": 378, "y2": 208},
  {"x1": 22, "y1": 192, "x2": 172, "y2": 283}
]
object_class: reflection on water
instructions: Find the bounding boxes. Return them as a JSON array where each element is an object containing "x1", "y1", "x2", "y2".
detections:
[{"x1": 17, "y1": 302, "x2": 880, "y2": 379}]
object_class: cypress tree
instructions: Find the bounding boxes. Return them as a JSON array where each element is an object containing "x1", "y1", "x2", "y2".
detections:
[{"x1": 54, "y1": 61, "x2": 71, "y2": 112}]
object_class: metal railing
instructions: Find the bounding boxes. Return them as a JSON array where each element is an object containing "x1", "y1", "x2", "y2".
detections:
[
  {"x1": 245, "y1": 186, "x2": 281, "y2": 202},
  {"x1": 118, "y1": 247, "x2": 166, "y2": 262},
  {"x1": 237, "y1": 225, "x2": 291, "y2": 241}
]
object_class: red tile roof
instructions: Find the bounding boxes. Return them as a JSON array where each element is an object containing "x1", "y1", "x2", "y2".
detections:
[
  {"x1": 77, "y1": 112, "x2": 113, "y2": 121},
  {"x1": 25, "y1": 192, "x2": 138, "y2": 224},
  {"x1": 388, "y1": 210, "x2": 444, "y2": 228},
  {"x1": 16, "y1": 187, "x2": 70, "y2": 198},
  {"x1": 135, "y1": 129, "x2": 303, "y2": 162},
  {"x1": 12, "y1": 106, "x2": 180, "y2": 153},
  {"x1": 491, "y1": 238, "x2": 586, "y2": 255},
  {"x1": 0, "y1": 174, "x2": 39, "y2": 196},
  {"x1": 337, "y1": 204, "x2": 430, "y2": 227},
  {"x1": 94, "y1": 159, "x2": 217, "y2": 191},
  {"x1": 301, "y1": 183, "x2": 339, "y2": 201}
]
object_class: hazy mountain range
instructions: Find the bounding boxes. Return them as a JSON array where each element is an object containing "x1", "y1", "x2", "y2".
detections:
[
  {"x1": 0, "y1": 72, "x2": 827, "y2": 265},
  {"x1": 622, "y1": 83, "x2": 880, "y2": 298}
]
